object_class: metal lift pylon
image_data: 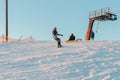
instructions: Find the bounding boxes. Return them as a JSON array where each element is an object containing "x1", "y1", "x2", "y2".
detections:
[{"x1": 85, "y1": 7, "x2": 117, "y2": 40}]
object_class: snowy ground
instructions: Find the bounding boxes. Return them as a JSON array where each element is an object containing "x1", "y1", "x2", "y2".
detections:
[{"x1": 0, "y1": 40, "x2": 120, "y2": 80}]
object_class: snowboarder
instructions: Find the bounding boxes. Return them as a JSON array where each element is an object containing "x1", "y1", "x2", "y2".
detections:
[
  {"x1": 68, "y1": 33, "x2": 75, "y2": 41},
  {"x1": 90, "y1": 30, "x2": 95, "y2": 40},
  {"x1": 52, "y1": 27, "x2": 63, "y2": 48}
]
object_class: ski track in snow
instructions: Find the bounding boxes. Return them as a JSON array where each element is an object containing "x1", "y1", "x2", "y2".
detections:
[{"x1": 0, "y1": 41, "x2": 120, "y2": 80}]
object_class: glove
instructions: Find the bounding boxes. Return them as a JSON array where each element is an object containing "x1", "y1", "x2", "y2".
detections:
[{"x1": 61, "y1": 34, "x2": 63, "y2": 36}]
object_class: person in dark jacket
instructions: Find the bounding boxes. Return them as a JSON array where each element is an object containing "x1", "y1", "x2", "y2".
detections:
[
  {"x1": 90, "y1": 30, "x2": 95, "y2": 40},
  {"x1": 52, "y1": 27, "x2": 63, "y2": 48},
  {"x1": 68, "y1": 33, "x2": 75, "y2": 41}
]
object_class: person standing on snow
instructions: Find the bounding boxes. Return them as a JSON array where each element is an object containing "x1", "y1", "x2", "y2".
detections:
[
  {"x1": 90, "y1": 30, "x2": 95, "y2": 40},
  {"x1": 52, "y1": 27, "x2": 63, "y2": 48}
]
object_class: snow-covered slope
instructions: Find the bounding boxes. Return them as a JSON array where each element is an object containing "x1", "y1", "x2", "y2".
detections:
[{"x1": 0, "y1": 41, "x2": 120, "y2": 80}]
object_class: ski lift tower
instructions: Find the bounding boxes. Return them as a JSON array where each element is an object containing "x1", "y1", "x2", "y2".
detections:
[{"x1": 85, "y1": 7, "x2": 117, "y2": 40}]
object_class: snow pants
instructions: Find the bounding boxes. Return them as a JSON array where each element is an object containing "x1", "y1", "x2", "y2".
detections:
[{"x1": 55, "y1": 38, "x2": 61, "y2": 47}]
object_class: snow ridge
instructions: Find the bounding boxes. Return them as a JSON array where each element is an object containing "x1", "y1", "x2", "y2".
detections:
[{"x1": 0, "y1": 41, "x2": 120, "y2": 80}]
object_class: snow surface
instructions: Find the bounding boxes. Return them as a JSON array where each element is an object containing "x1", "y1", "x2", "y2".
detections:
[{"x1": 0, "y1": 40, "x2": 120, "y2": 80}]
